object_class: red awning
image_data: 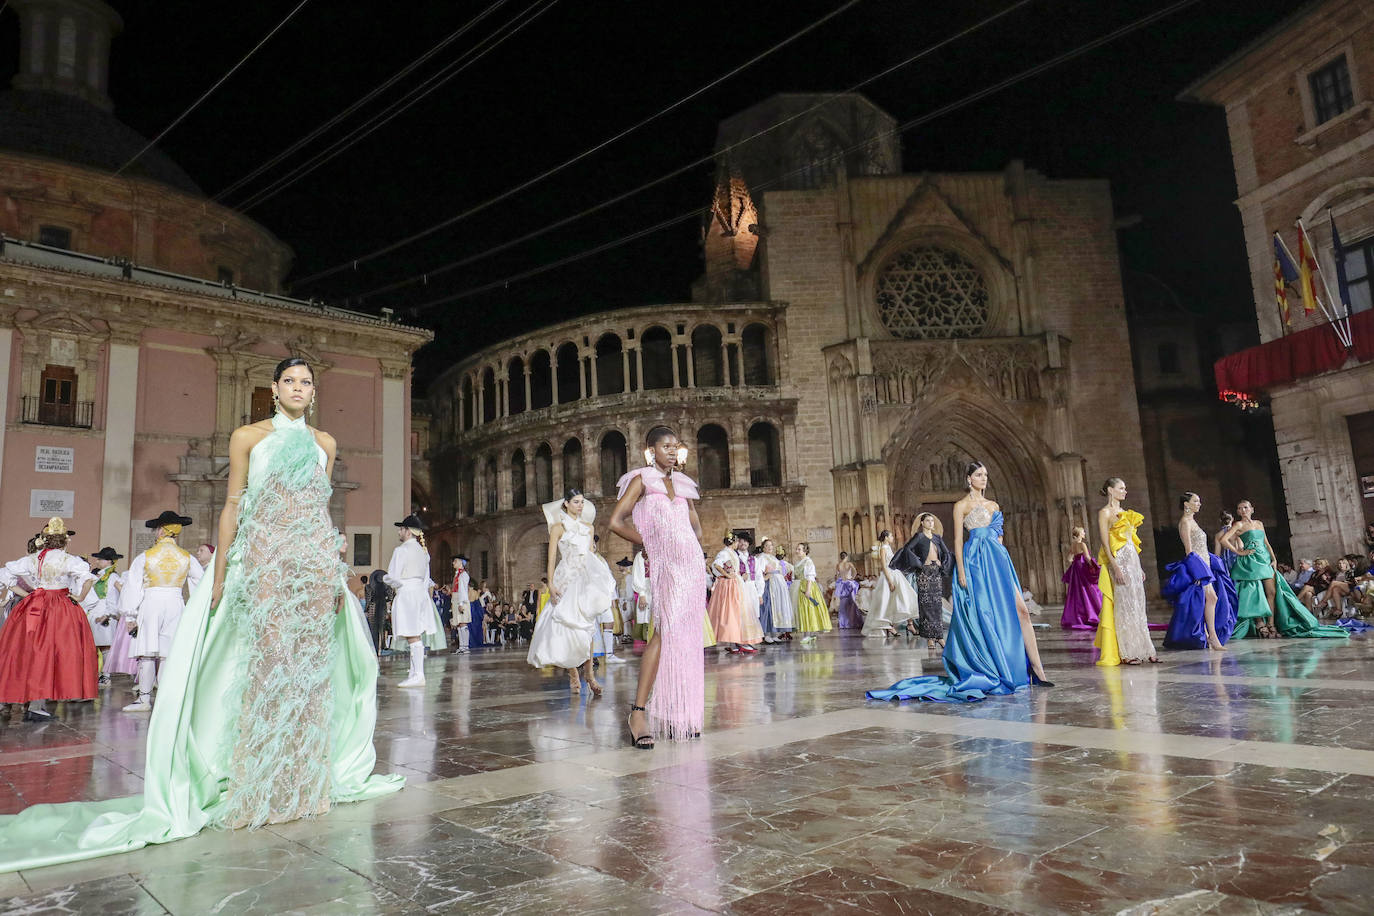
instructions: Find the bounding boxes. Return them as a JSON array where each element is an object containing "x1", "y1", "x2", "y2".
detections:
[{"x1": 1214, "y1": 309, "x2": 1374, "y2": 396}]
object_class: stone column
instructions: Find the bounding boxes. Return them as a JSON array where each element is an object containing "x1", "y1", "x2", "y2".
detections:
[
  {"x1": 551, "y1": 363, "x2": 559, "y2": 404},
  {"x1": 670, "y1": 346, "x2": 680, "y2": 388},
  {"x1": 620, "y1": 349, "x2": 631, "y2": 393},
  {"x1": 523, "y1": 364, "x2": 532, "y2": 409},
  {"x1": 99, "y1": 333, "x2": 141, "y2": 555},
  {"x1": 524, "y1": 444, "x2": 536, "y2": 505},
  {"x1": 587, "y1": 356, "x2": 598, "y2": 398},
  {"x1": 633, "y1": 347, "x2": 643, "y2": 391},
  {"x1": 380, "y1": 360, "x2": 408, "y2": 535},
  {"x1": 685, "y1": 345, "x2": 696, "y2": 387},
  {"x1": 579, "y1": 356, "x2": 587, "y2": 399},
  {"x1": 719, "y1": 343, "x2": 729, "y2": 387},
  {"x1": 475, "y1": 377, "x2": 485, "y2": 425},
  {"x1": 729, "y1": 416, "x2": 749, "y2": 489}
]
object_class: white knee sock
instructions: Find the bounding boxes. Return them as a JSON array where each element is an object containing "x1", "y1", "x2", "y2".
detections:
[
  {"x1": 409, "y1": 642, "x2": 424, "y2": 679},
  {"x1": 602, "y1": 629, "x2": 615, "y2": 657},
  {"x1": 136, "y1": 658, "x2": 156, "y2": 700},
  {"x1": 458, "y1": 626, "x2": 470, "y2": 649}
]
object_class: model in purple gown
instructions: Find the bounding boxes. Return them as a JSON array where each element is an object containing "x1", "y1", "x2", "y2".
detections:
[{"x1": 1060, "y1": 527, "x2": 1102, "y2": 630}]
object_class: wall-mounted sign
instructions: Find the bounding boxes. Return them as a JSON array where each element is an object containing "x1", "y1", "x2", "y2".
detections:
[
  {"x1": 807, "y1": 526, "x2": 834, "y2": 543},
  {"x1": 30, "y1": 489, "x2": 75, "y2": 517},
  {"x1": 35, "y1": 446, "x2": 74, "y2": 473}
]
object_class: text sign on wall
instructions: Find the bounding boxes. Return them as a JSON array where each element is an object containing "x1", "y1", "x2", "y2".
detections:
[
  {"x1": 807, "y1": 527, "x2": 834, "y2": 543},
  {"x1": 35, "y1": 446, "x2": 74, "y2": 473},
  {"x1": 30, "y1": 489, "x2": 75, "y2": 517}
]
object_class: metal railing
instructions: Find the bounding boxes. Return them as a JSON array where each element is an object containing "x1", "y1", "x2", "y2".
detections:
[{"x1": 21, "y1": 396, "x2": 94, "y2": 429}]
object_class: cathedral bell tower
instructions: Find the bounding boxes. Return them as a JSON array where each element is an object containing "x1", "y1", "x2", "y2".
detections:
[{"x1": 9, "y1": 0, "x2": 123, "y2": 113}]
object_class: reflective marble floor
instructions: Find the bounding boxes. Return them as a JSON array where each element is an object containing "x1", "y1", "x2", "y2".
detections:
[{"x1": 3, "y1": 621, "x2": 1374, "y2": 914}]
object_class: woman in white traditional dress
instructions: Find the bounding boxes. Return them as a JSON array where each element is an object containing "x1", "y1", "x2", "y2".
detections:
[
  {"x1": 862, "y1": 529, "x2": 918, "y2": 637},
  {"x1": 83, "y1": 547, "x2": 124, "y2": 687},
  {"x1": 759, "y1": 537, "x2": 795, "y2": 641},
  {"x1": 527, "y1": 488, "x2": 616, "y2": 694}
]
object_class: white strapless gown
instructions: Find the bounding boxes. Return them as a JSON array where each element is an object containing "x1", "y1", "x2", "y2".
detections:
[{"x1": 527, "y1": 518, "x2": 616, "y2": 669}]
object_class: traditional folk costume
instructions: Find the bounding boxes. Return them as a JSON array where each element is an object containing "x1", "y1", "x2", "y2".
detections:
[
  {"x1": 761, "y1": 551, "x2": 795, "y2": 641},
  {"x1": 0, "y1": 519, "x2": 97, "y2": 715},
  {"x1": 82, "y1": 547, "x2": 125, "y2": 685},
  {"x1": 526, "y1": 500, "x2": 616, "y2": 670},
  {"x1": 793, "y1": 555, "x2": 831, "y2": 640},
  {"x1": 631, "y1": 552, "x2": 651, "y2": 645},
  {"x1": 707, "y1": 547, "x2": 747, "y2": 647},
  {"x1": 120, "y1": 512, "x2": 203, "y2": 712},
  {"x1": 451, "y1": 558, "x2": 472, "y2": 653},
  {"x1": 736, "y1": 546, "x2": 765, "y2": 645},
  {"x1": 384, "y1": 515, "x2": 435, "y2": 687}
]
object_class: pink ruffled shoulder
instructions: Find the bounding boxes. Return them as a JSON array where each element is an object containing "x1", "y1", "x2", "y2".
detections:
[{"x1": 615, "y1": 467, "x2": 700, "y2": 500}]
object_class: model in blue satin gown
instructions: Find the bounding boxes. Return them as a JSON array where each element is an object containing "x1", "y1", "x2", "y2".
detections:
[
  {"x1": 1162, "y1": 496, "x2": 1235, "y2": 649},
  {"x1": 868, "y1": 504, "x2": 1048, "y2": 702}
]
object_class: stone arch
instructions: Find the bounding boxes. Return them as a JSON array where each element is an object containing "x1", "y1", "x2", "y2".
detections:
[
  {"x1": 1301, "y1": 177, "x2": 1374, "y2": 223},
  {"x1": 691, "y1": 324, "x2": 724, "y2": 387},
  {"x1": 562, "y1": 437, "x2": 584, "y2": 493},
  {"x1": 529, "y1": 350, "x2": 553, "y2": 409},
  {"x1": 595, "y1": 333, "x2": 624, "y2": 396},
  {"x1": 881, "y1": 381, "x2": 1059, "y2": 600},
  {"x1": 555, "y1": 342, "x2": 580, "y2": 404},
  {"x1": 483, "y1": 453, "x2": 499, "y2": 513},
  {"x1": 599, "y1": 430, "x2": 627, "y2": 495},
  {"x1": 510, "y1": 448, "x2": 527, "y2": 508},
  {"x1": 696, "y1": 423, "x2": 730, "y2": 490},
  {"x1": 828, "y1": 355, "x2": 858, "y2": 466},
  {"x1": 460, "y1": 376, "x2": 473, "y2": 431},
  {"x1": 747, "y1": 420, "x2": 781, "y2": 487},
  {"x1": 507, "y1": 356, "x2": 526, "y2": 415},
  {"x1": 533, "y1": 442, "x2": 554, "y2": 503},
  {"x1": 861, "y1": 226, "x2": 1018, "y2": 339},
  {"x1": 481, "y1": 366, "x2": 496, "y2": 423},
  {"x1": 741, "y1": 322, "x2": 773, "y2": 385},
  {"x1": 641, "y1": 326, "x2": 673, "y2": 389}
]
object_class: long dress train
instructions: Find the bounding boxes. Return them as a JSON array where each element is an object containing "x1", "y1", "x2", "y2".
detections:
[
  {"x1": 793, "y1": 557, "x2": 830, "y2": 633},
  {"x1": 1060, "y1": 554, "x2": 1102, "y2": 630},
  {"x1": 1094, "y1": 510, "x2": 1157, "y2": 666},
  {"x1": 1230, "y1": 529, "x2": 1347, "y2": 639},
  {"x1": 1162, "y1": 552, "x2": 1237, "y2": 649},
  {"x1": 0, "y1": 412, "x2": 402, "y2": 873},
  {"x1": 618, "y1": 467, "x2": 707, "y2": 740},
  {"x1": 867, "y1": 509, "x2": 1032, "y2": 702},
  {"x1": 861, "y1": 544, "x2": 917, "y2": 636}
]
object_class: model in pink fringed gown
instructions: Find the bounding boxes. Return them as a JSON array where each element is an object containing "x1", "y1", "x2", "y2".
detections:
[
  {"x1": 1061, "y1": 526, "x2": 1103, "y2": 630},
  {"x1": 610, "y1": 427, "x2": 707, "y2": 749}
]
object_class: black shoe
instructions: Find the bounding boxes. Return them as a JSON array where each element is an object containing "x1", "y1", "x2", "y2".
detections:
[
  {"x1": 1031, "y1": 673, "x2": 1055, "y2": 688},
  {"x1": 23, "y1": 708, "x2": 56, "y2": 722}
]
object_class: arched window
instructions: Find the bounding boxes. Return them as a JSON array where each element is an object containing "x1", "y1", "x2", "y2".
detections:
[
  {"x1": 696, "y1": 424, "x2": 730, "y2": 490},
  {"x1": 530, "y1": 350, "x2": 553, "y2": 409},
  {"x1": 510, "y1": 449, "x2": 527, "y2": 508},
  {"x1": 839, "y1": 513, "x2": 851, "y2": 557},
  {"x1": 460, "y1": 377, "x2": 473, "y2": 431},
  {"x1": 459, "y1": 462, "x2": 475, "y2": 517},
  {"x1": 599, "y1": 430, "x2": 627, "y2": 495},
  {"x1": 875, "y1": 246, "x2": 989, "y2": 339},
  {"x1": 641, "y1": 326, "x2": 673, "y2": 389},
  {"x1": 562, "y1": 438, "x2": 584, "y2": 493},
  {"x1": 507, "y1": 357, "x2": 526, "y2": 415},
  {"x1": 742, "y1": 323, "x2": 772, "y2": 385},
  {"x1": 691, "y1": 325, "x2": 723, "y2": 387},
  {"x1": 556, "y1": 342, "x2": 580, "y2": 404},
  {"x1": 747, "y1": 422, "x2": 781, "y2": 487},
  {"x1": 594, "y1": 334, "x2": 624, "y2": 396},
  {"x1": 481, "y1": 368, "x2": 496, "y2": 423},
  {"x1": 484, "y1": 455, "x2": 498, "y2": 513},
  {"x1": 534, "y1": 443, "x2": 553, "y2": 503}
]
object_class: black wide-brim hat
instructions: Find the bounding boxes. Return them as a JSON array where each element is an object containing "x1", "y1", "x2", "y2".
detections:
[
  {"x1": 145, "y1": 510, "x2": 193, "y2": 529},
  {"x1": 455, "y1": 554, "x2": 470, "y2": 563},
  {"x1": 91, "y1": 547, "x2": 124, "y2": 561},
  {"x1": 615, "y1": 557, "x2": 633, "y2": 568},
  {"x1": 394, "y1": 514, "x2": 426, "y2": 530}
]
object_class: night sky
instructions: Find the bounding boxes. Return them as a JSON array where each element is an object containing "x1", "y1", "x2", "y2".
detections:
[{"x1": 1, "y1": 0, "x2": 1299, "y2": 390}]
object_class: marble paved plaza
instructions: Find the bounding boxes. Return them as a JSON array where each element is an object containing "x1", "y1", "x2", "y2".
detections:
[{"x1": 2, "y1": 623, "x2": 1373, "y2": 914}]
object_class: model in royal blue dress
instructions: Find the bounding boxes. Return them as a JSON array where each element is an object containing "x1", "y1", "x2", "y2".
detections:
[
  {"x1": 867, "y1": 461, "x2": 1053, "y2": 702},
  {"x1": 1162, "y1": 492, "x2": 1234, "y2": 650}
]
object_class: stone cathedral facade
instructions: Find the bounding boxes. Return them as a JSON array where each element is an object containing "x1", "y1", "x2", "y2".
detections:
[{"x1": 424, "y1": 94, "x2": 1155, "y2": 601}]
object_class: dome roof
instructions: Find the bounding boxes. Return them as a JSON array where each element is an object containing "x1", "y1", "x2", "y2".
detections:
[{"x1": 0, "y1": 89, "x2": 203, "y2": 196}]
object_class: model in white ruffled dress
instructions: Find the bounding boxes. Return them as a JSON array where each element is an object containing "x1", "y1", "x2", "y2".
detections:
[
  {"x1": 862, "y1": 530, "x2": 918, "y2": 637},
  {"x1": 527, "y1": 490, "x2": 617, "y2": 694}
]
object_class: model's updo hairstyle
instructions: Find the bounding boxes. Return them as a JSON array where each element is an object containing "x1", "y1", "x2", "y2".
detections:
[
  {"x1": 1179, "y1": 491, "x2": 1199, "y2": 510},
  {"x1": 645, "y1": 425, "x2": 675, "y2": 446},
  {"x1": 878, "y1": 529, "x2": 891, "y2": 543},
  {"x1": 838, "y1": 551, "x2": 848, "y2": 560},
  {"x1": 562, "y1": 487, "x2": 584, "y2": 508},
  {"x1": 273, "y1": 356, "x2": 313, "y2": 382},
  {"x1": 1219, "y1": 511, "x2": 1234, "y2": 526},
  {"x1": 964, "y1": 461, "x2": 986, "y2": 492},
  {"x1": 1100, "y1": 477, "x2": 1124, "y2": 497},
  {"x1": 798, "y1": 542, "x2": 810, "y2": 555}
]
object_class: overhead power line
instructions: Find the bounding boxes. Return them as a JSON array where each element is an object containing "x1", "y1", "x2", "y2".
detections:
[
  {"x1": 212, "y1": 0, "x2": 512, "y2": 203},
  {"x1": 232, "y1": 0, "x2": 558, "y2": 212},
  {"x1": 115, "y1": 0, "x2": 313, "y2": 176},
  {"x1": 290, "y1": 0, "x2": 866, "y2": 287},
  {"x1": 399, "y1": 0, "x2": 1205, "y2": 317},
  {"x1": 354, "y1": 0, "x2": 1038, "y2": 302}
]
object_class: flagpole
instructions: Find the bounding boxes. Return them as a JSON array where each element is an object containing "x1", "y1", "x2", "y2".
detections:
[
  {"x1": 1297, "y1": 217, "x2": 1351, "y2": 348},
  {"x1": 1280, "y1": 227, "x2": 1348, "y2": 347},
  {"x1": 1327, "y1": 207, "x2": 1356, "y2": 348}
]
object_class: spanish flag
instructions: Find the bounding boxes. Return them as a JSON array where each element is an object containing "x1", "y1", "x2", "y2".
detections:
[
  {"x1": 1297, "y1": 227, "x2": 1321, "y2": 315},
  {"x1": 1273, "y1": 234, "x2": 1298, "y2": 326}
]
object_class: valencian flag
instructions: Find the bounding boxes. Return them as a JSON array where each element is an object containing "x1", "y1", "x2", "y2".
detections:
[
  {"x1": 1297, "y1": 226, "x2": 1321, "y2": 315},
  {"x1": 1273, "y1": 233, "x2": 1299, "y2": 326}
]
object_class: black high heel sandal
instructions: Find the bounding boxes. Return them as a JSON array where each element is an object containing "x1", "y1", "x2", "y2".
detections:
[
  {"x1": 627, "y1": 704, "x2": 654, "y2": 750},
  {"x1": 1031, "y1": 672, "x2": 1056, "y2": 688}
]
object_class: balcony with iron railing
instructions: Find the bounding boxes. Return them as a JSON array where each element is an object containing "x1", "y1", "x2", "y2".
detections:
[{"x1": 21, "y1": 396, "x2": 94, "y2": 429}]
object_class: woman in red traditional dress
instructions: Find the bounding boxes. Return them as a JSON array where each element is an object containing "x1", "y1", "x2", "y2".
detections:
[{"x1": 0, "y1": 517, "x2": 97, "y2": 721}]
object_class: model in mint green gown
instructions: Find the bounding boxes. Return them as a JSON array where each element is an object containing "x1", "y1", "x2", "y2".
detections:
[
  {"x1": 1229, "y1": 528, "x2": 1346, "y2": 640},
  {"x1": 0, "y1": 413, "x2": 403, "y2": 873}
]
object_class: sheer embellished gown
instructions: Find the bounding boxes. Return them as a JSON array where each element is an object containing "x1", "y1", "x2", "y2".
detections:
[
  {"x1": 0, "y1": 412, "x2": 403, "y2": 873},
  {"x1": 867, "y1": 508, "x2": 1034, "y2": 702},
  {"x1": 1162, "y1": 525, "x2": 1237, "y2": 649},
  {"x1": 1094, "y1": 510, "x2": 1158, "y2": 666},
  {"x1": 617, "y1": 467, "x2": 708, "y2": 740}
]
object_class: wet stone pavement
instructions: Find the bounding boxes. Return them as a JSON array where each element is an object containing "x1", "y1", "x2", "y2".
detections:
[{"x1": 2, "y1": 622, "x2": 1374, "y2": 914}]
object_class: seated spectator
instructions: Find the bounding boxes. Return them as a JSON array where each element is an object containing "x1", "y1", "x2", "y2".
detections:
[
  {"x1": 1277, "y1": 562, "x2": 1295, "y2": 584},
  {"x1": 516, "y1": 606, "x2": 535, "y2": 641},
  {"x1": 1292, "y1": 558, "x2": 1315, "y2": 590},
  {"x1": 501, "y1": 605, "x2": 520, "y2": 644},
  {"x1": 1324, "y1": 557, "x2": 1356, "y2": 617},
  {"x1": 1298, "y1": 558, "x2": 1334, "y2": 612}
]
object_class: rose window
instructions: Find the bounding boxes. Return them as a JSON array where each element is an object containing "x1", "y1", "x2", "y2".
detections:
[{"x1": 875, "y1": 247, "x2": 989, "y2": 339}]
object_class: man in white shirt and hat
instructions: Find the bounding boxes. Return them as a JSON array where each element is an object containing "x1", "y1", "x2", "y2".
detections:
[{"x1": 385, "y1": 514, "x2": 434, "y2": 687}]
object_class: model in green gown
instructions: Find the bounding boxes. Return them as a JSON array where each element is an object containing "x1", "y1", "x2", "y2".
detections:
[
  {"x1": 1229, "y1": 526, "x2": 1347, "y2": 640},
  {"x1": 0, "y1": 411, "x2": 403, "y2": 873}
]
